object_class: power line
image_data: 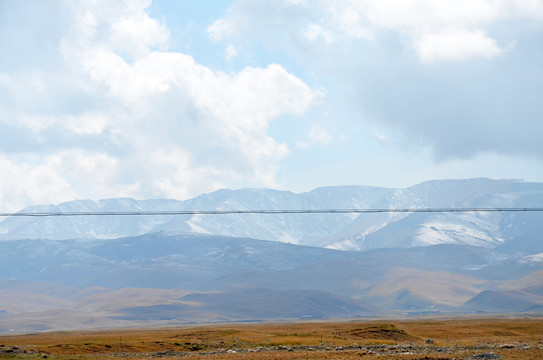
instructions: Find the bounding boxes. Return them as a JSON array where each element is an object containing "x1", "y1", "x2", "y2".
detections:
[{"x1": 1, "y1": 208, "x2": 543, "y2": 217}]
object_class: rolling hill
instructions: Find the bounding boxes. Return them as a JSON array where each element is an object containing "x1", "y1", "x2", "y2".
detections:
[{"x1": 1, "y1": 178, "x2": 543, "y2": 332}]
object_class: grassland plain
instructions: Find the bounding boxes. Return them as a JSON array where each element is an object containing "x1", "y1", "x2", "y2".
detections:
[{"x1": 1, "y1": 318, "x2": 543, "y2": 359}]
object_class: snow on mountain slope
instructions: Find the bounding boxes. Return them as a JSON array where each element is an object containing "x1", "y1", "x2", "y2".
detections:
[
  {"x1": 177, "y1": 187, "x2": 391, "y2": 245},
  {"x1": 323, "y1": 179, "x2": 543, "y2": 251},
  {"x1": 1, "y1": 179, "x2": 542, "y2": 253},
  {"x1": 0, "y1": 198, "x2": 191, "y2": 240},
  {"x1": 0, "y1": 186, "x2": 391, "y2": 244}
]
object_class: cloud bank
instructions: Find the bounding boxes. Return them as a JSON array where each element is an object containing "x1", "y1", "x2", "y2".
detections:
[
  {"x1": 209, "y1": 0, "x2": 543, "y2": 160},
  {"x1": 0, "y1": 0, "x2": 321, "y2": 210},
  {"x1": 1, "y1": 0, "x2": 542, "y2": 211}
]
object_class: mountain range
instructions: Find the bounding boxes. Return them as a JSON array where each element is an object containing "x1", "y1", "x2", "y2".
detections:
[
  {"x1": 1, "y1": 178, "x2": 543, "y2": 333},
  {"x1": 2, "y1": 178, "x2": 543, "y2": 251}
]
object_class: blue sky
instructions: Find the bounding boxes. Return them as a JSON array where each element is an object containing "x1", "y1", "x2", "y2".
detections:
[{"x1": 1, "y1": 0, "x2": 543, "y2": 211}]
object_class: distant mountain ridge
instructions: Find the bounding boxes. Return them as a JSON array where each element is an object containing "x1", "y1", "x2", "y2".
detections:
[
  {"x1": 3, "y1": 178, "x2": 543, "y2": 332},
  {"x1": 0, "y1": 185, "x2": 391, "y2": 243},
  {"x1": 1, "y1": 233, "x2": 543, "y2": 332},
  {"x1": 1, "y1": 178, "x2": 542, "y2": 252}
]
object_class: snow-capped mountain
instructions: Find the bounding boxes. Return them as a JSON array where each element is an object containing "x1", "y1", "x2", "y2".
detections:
[
  {"x1": 177, "y1": 186, "x2": 390, "y2": 245},
  {"x1": 323, "y1": 178, "x2": 543, "y2": 251},
  {"x1": 0, "y1": 198, "x2": 192, "y2": 240},
  {"x1": 1, "y1": 178, "x2": 542, "y2": 253},
  {"x1": 3, "y1": 178, "x2": 543, "y2": 331},
  {"x1": 0, "y1": 186, "x2": 390, "y2": 244}
]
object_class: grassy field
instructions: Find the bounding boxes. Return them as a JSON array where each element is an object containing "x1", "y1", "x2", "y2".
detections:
[{"x1": 1, "y1": 317, "x2": 542, "y2": 359}]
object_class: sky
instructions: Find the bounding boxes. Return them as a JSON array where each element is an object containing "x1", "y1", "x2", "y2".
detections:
[{"x1": 1, "y1": 0, "x2": 543, "y2": 211}]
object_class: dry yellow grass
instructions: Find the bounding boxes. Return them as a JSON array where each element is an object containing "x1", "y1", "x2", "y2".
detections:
[{"x1": 1, "y1": 317, "x2": 542, "y2": 359}]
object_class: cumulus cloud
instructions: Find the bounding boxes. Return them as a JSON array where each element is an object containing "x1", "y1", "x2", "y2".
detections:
[
  {"x1": 0, "y1": 151, "x2": 118, "y2": 212},
  {"x1": 209, "y1": 0, "x2": 543, "y2": 61},
  {"x1": 414, "y1": 28, "x2": 503, "y2": 63},
  {"x1": 209, "y1": 0, "x2": 543, "y2": 161},
  {"x1": 0, "y1": 0, "x2": 321, "y2": 211}
]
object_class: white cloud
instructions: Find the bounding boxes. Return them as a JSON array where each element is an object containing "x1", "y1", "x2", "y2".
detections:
[
  {"x1": 0, "y1": 0, "x2": 322, "y2": 211},
  {"x1": 327, "y1": 0, "x2": 543, "y2": 32},
  {"x1": 17, "y1": 114, "x2": 58, "y2": 133},
  {"x1": 373, "y1": 130, "x2": 389, "y2": 146},
  {"x1": 414, "y1": 28, "x2": 503, "y2": 63},
  {"x1": 304, "y1": 24, "x2": 335, "y2": 43},
  {"x1": 225, "y1": 44, "x2": 238, "y2": 59},
  {"x1": 208, "y1": 17, "x2": 232, "y2": 42},
  {"x1": 62, "y1": 0, "x2": 169, "y2": 59},
  {"x1": 210, "y1": 0, "x2": 543, "y2": 63},
  {"x1": 64, "y1": 113, "x2": 109, "y2": 135},
  {"x1": 296, "y1": 123, "x2": 332, "y2": 149},
  {"x1": 0, "y1": 151, "x2": 117, "y2": 211},
  {"x1": 2, "y1": 0, "x2": 542, "y2": 211},
  {"x1": 207, "y1": 0, "x2": 543, "y2": 166},
  {"x1": 109, "y1": 8, "x2": 169, "y2": 59},
  {"x1": 520, "y1": 253, "x2": 543, "y2": 264},
  {"x1": 309, "y1": 123, "x2": 332, "y2": 145}
]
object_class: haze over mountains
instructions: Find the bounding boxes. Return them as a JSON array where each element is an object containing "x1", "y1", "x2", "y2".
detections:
[
  {"x1": 1, "y1": 178, "x2": 543, "y2": 333},
  {"x1": 2, "y1": 178, "x2": 543, "y2": 251}
]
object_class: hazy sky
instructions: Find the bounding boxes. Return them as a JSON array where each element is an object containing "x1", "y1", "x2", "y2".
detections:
[{"x1": 1, "y1": 0, "x2": 543, "y2": 211}]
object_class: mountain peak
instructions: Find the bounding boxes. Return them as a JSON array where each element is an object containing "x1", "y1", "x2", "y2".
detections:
[{"x1": 0, "y1": 179, "x2": 542, "y2": 254}]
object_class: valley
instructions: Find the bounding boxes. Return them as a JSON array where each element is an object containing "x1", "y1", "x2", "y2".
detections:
[
  {"x1": 1, "y1": 234, "x2": 542, "y2": 333},
  {"x1": 1, "y1": 179, "x2": 542, "y2": 333}
]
